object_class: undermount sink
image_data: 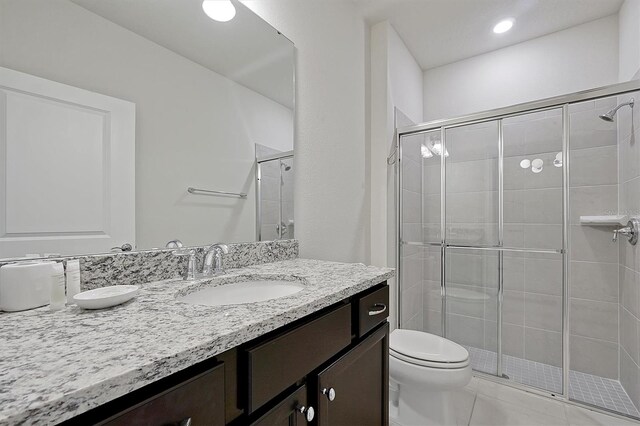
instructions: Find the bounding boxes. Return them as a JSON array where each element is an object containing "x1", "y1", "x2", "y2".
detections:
[{"x1": 178, "y1": 278, "x2": 305, "y2": 307}]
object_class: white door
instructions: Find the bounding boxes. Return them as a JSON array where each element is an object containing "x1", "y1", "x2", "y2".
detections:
[{"x1": 0, "y1": 67, "x2": 135, "y2": 258}]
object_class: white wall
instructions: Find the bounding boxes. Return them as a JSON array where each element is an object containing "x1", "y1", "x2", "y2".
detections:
[
  {"x1": 619, "y1": 0, "x2": 640, "y2": 81},
  {"x1": 370, "y1": 21, "x2": 424, "y2": 328},
  {"x1": 0, "y1": 0, "x2": 293, "y2": 250},
  {"x1": 423, "y1": 15, "x2": 620, "y2": 121},
  {"x1": 242, "y1": 0, "x2": 368, "y2": 263}
]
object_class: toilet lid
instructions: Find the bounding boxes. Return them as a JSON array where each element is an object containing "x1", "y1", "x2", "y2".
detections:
[{"x1": 390, "y1": 329, "x2": 469, "y2": 364}]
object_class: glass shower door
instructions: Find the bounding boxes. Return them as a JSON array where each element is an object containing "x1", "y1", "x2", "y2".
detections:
[
  {"x1": 257, "y1": 155, "x2": 294, "y2": 241},
  {"x1": 258, "y1": 158, "x2": 281, "y2": 241},
  {"x1": 280, "y1": 158, "x2": 294, "y2": 239},
  {"x1": 501, "y1": 109, "x2": 564, "y2": 394},
  {"x1": 444, "y1": 121, "x2": 500, "y2": 375},
  {"x1": 399, "y1": 130, "x2": 441, "y2": 333}
]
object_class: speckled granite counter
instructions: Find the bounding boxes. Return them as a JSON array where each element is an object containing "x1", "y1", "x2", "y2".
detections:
[{"x1": 0, "y1": 259, "x2": 393, "y2": 425}]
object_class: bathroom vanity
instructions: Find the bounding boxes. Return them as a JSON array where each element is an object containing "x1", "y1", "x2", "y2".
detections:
[
  {"x1": 71, "y1": 284, "x2": 389, "y2": 426},
  {"x1": 0, "y1": 254, "x2": 393, "y2": 426}
]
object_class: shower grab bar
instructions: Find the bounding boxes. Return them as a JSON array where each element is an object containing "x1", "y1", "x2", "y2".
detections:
[
  {"x1": 187, "y1": 187, "x2": 247, "y2": 198},
  {"x1": 401, "y1": 241, "x2": 563, "y2": 254}
]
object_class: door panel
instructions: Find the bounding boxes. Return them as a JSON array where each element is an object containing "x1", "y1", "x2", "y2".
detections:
[
  {"x1": 0, "y1": 66, "x2": 135, "y2": 257},
  {"x1": 316, "y1": 324, "x2": 389, "y2": 426}
]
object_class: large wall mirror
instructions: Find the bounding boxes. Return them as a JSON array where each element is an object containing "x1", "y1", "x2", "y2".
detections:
[{"x1": 0, "y1": 0, "x2": 295, "y2": 259}]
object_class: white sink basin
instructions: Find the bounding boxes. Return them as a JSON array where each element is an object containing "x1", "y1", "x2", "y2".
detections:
[{"x1": 178, "y1": 279, "x2": 304, "y2": 306}]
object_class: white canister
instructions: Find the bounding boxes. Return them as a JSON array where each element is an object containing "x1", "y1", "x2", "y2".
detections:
[{"x1": 0, "y1": 261, "x2": 55, "y2": 312}]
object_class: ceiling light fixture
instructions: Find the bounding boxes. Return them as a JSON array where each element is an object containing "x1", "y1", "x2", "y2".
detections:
[
  {"x1": 202, "y1": 0, "x2": 236, "y2": 22},
  {"x1": 493, "y1": 18, "x2": 515, "y2": 34}
]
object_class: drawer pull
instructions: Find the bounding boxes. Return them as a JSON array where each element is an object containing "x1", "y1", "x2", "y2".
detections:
[
  {"x1": 368, "y1": 303, "x2": 387, "y2": 316},
  {"x1": 322, "y1": 387, "x2": 336, "y2": 401},
  {"x1": 297, "y1": 405, "x2": 315, "y2": 422},
  {"x1": 179, "y1": 418, "x2": 192, "y2": 426}
]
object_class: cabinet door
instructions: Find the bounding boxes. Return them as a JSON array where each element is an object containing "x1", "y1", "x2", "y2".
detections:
[
  {"x1": 316, "y1": 323, "x2": 389, "y2": 426},
  {"x1": 250, "y1": 385, "x2": 312, "y2": 426},
  {"x1": 100, "y1": 364, "x2": 225, "y2": 426}
]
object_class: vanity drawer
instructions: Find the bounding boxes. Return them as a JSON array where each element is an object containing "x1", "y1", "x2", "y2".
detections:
[
  {"x1": 246, "y1": 304, "x2": 352, "y2": 414},
  {"x1": 100, "y1": 364, "x2": 225, "y2": 426},
  {"x1": 357, "y1": 285, "x2": 389, "y2": 337}
]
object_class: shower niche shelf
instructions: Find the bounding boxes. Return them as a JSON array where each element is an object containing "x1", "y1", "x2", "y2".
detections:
[{"x1": 579, "y1": 215, "x2": 628, "y2": 226}]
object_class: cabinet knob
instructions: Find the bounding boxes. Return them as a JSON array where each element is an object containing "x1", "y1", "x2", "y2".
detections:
[
  {"x1": 178, "y1": 418, "x2": 192, "y2": 426},
  {"x1": 298, "y1": 405, "x2": 315, "y2": 422},
  {"x1": 322, "y1": 387, "x2": 336, "y2": 401}
]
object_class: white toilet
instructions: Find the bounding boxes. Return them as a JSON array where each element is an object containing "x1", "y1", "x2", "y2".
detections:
[{"x1": 389, "y1": 329, "x2": 472, "y2": 426}]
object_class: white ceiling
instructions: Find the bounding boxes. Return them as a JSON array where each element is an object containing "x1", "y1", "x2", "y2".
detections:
[
  {"x1": 72, "y1": 0, "x2": 294, "y2": 109},
  {"x1": 356, "y1": 0, "x2": 625, "y2": 70}
]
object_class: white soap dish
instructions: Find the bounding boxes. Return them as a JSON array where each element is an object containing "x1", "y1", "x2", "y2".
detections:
[{"x1": 73, "y1": 285, "x2": 139, "y2": 310}]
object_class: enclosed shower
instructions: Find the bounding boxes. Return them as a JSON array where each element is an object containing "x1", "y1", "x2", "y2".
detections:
[{"x1": 397, "y1": 80, "x2": 640, "y2": 419}]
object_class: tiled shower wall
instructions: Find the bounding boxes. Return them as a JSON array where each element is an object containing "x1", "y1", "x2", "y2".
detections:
[
  {"x1": 617, "y1": 91, "x2": 640, "y2": 407},
  {"x1": 569, "y1": 98, "x2": 620, "y2": 380}
]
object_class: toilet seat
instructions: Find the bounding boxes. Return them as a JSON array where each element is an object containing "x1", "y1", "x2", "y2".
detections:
[{"x1": 390, "y1": 329, "x2": 470, "y2": 369}]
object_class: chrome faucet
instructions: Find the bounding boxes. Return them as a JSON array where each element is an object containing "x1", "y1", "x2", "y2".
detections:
[{"x1": 202, "y1": 243, "x2": 229, "y2": 276}]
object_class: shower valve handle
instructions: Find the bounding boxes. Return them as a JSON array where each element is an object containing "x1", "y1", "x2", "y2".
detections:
[
  {"x1": 613, "y1": 227, "x2": 631, "y2": 242},
  {"x1": 613, "y1": 219, "x2": 639, "y2": 245}
]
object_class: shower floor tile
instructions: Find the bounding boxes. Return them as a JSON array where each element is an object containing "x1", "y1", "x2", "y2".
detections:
[{"x1": 464, "y1": 345, "x2": 640, "y2": 418}]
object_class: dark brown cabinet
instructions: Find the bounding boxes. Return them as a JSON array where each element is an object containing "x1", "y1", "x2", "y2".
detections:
[
  {"x1": 316, "y1": 324, "x2": 389, "y2": 426},
  {"x1": 250, "y1": 385, "x2": 311, "y2": 426},
  {"x1": 99, "y1": 364, "x2": 225, "y2": 426},
  {"x1": 70, "y1": 282, "x2": 389, "y2": 426},
  {"x1": 246, "y1": 304, "x2": 352, "y2": 414}
]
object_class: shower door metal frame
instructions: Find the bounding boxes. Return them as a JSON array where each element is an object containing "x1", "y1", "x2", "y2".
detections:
[{"x1": 396, "y1": 79, "x2": 640, "y2": 413}]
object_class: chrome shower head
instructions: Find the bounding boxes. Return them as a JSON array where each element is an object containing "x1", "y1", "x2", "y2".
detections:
[
  {"x1": 599, "y1": 98, "x2": 634, "y2": 122},
  {"x1": 599, "y1": 112, "x2": 615, "y2": 122},
  {"x1": 281, "y1": 163, "x2": 292, "y2": 171}
]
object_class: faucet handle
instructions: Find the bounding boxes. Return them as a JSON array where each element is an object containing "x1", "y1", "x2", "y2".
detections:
[
  {"x1": 173, "y1": 248, "x2": 196, "y2": 280},
  {"x1": 613, "y1": 219, "x2": 639, "y2": 245}
]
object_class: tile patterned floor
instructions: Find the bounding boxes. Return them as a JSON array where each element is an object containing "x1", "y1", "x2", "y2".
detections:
[
  {"x1": 391, "y1": 376, "x2": 640, "y2": 425},
  {"x1": 464, "y1": 346, "x2": 640, "y2": 418}
]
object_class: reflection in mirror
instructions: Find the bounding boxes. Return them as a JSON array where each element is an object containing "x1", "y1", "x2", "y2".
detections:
[
  {"x1": 0, "y1": 0, "x2": 294, "y2": 259},
  {"x1": 256, "y1": 145, "x2": 294, "y2": 241}
]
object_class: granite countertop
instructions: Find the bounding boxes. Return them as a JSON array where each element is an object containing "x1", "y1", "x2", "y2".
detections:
[{"x1": 0, "y1": 258, "x2": 394, "y2": 425}]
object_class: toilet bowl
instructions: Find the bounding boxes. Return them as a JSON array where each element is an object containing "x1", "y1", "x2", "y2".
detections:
[{"x1": 389, "y1": 329, "x2": 471, "y2": 426}]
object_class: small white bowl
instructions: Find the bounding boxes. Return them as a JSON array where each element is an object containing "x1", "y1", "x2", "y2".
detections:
[{"x1": 73, "y1": 285, "x2": 139, "y2": 310}]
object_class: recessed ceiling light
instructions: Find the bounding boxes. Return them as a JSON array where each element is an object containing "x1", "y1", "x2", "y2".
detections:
[
  {"x1": 493, "y1": 18, "x2": 515, "y2": 34},
  {"x1": 202, "y1": 0, "x2": 236, "y2": 22}
]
